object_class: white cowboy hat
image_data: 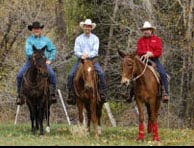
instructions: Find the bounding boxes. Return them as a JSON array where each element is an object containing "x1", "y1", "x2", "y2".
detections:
[
  {"x1": 80, "y1": 19, "x2": 96, "y2": 30},
  {"x1": 141, "y1": 21, "x2": 156, "y2": 31}
]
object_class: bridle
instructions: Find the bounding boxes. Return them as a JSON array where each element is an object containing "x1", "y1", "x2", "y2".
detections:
[
  {"x1": 131, "y1": 56, "x2": 148, "y2": 81},
  {"x1": 74, "y1": 60, "x2": 100, "y2": 100},
  {"x1": 125, "y1": 56, "x2": 149, "y2": 82}
]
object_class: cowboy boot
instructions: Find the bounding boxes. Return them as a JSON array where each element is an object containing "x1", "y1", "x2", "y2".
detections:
[
  {"x1": 162, "y1": 93, "x2": 170, "y2": 103},
  {"x1": 67, "y1": 89, "x2": 76, "y2": 105},
  {"x1": 16, "y1": 94, "x2": 25, "y2": 105},
  {"x1": 50, "y1": 87, "x2": 57, "y2": 104},
  {"x1": 162, "y1": 86, "x2": 170, "y2": 103},
  {"x1": 100, "y1": 90, "x2": 107, "y2": 103}
]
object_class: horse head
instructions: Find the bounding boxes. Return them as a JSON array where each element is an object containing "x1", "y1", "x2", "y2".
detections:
[
  {"x1": 31, "y1": 45, "x2": 47, "y2": 75},
  {"x1": 81, "y1": 59, "x2": 96, "y2": 90},
  {"x1": 118, "y1": 50, "x2": 137, "y2": 86}
]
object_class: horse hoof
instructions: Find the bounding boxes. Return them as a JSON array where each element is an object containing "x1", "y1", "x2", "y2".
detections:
[
  {"x1": 40, "y1": 135, "x2": 44, "y2": 139},
  {"x1": 136, "y1": 137, "x2": 144, "y2": 142},
  {"x1": 95, "y1": 135, "x2": 99, "y2": 140},
  {"x1": 98, "y1": 126, "x2": 102, "y2": 135},
  {"x1": 46, "y1": 126, "x2": 50, "y2": 133},
  {"x1": 153, "y1": 137, "x2": 160, "y2": 142},
  {"x1": 31, "y1": 129, "x2": 36, "y2": 135}
]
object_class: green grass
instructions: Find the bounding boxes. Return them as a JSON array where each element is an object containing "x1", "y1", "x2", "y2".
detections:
[{"x1": 0, "y1": 123, "x2": 193, "y2": 146}]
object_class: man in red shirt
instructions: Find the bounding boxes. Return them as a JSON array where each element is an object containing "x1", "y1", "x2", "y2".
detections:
[{"x1": 127, "y1": 21, "x2": 169, "y2": 103}]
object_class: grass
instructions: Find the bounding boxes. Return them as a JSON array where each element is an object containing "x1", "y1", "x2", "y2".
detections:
[{"x1": 0, "y1": 123, "x2": 193, "y2": 146}]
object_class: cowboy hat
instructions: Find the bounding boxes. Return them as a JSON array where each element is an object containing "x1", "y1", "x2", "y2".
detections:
[
  {"x1": 80, "y1": 19, "x2": 96, "y2": 30},
  {"x1": 140, "y1": 21, "x2": 156, "y2": 31},
  {"x1": 28, "y1": 21, "x2": 44, "y2": 31}
]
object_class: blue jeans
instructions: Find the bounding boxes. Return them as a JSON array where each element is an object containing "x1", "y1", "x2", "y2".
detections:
[
  {"x1": 152, "y1": 58, "x2": 169, "y2": 95},
  {"x1": 16, "y1": 60, "x2": 56, "y2": 94},
  {"x1": 67, "y1": 59, "x2": 107, "y2": 95}
]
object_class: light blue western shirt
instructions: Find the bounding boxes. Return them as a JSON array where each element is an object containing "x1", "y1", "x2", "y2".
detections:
[
  {"x1": 74, "y1": 33, "x2": 99, "y2": 58},
  {"x1": 25, "y1": 35, "x2": 56, "y2": 61}
]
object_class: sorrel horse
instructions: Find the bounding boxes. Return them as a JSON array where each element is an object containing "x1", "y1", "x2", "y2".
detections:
[
  {"x1": 20, "y1": 45, "x2": 51, "y2": 136},
  {"x1": 118, "y1": 50, "x2": 161, "y2": 141},
  {"x1": 73, "y1": 59, "x2": 104, "y2": 138}
]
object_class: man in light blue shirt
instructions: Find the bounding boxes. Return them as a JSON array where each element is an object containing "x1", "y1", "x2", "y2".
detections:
[
  {"x1": 16, "y1": 22, "x2": 57, "y2": 105},
  {"x1": 67, "y1": 19, "x2": 107, "y2": 105}
]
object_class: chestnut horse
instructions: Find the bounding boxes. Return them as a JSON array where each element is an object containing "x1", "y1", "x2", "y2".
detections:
[
  {"x1": 73, "y1": 59, "x2": 104, "y2": 138},
  {"x1": 118, "y1": 50, "x2": 161, "y2": 141}
]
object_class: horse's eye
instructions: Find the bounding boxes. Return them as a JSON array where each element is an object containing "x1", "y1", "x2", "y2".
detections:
[{"x1": 128, "y1": 64, "x2": 132, "y2": 67}]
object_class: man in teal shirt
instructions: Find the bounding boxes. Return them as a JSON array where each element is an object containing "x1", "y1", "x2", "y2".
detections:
[{"x1": 16, "y1": 22, "x2": 57, "y2": 105}]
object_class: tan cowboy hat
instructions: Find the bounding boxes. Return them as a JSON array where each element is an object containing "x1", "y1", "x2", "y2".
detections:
[
  {"x1": 140, "y1": 21, "x2": 156, "y2": 31},
  {"x1": 80, "y1": 19, "x2": 96, "y2": 30}
]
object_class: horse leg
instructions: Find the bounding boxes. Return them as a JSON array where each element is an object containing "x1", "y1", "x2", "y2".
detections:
[
  {"x1": 38, "y1": 105, "x2": 45, "y2": 136},
  {"x1": 91, "y1": 99, "x2": 98, "y2": 138},
  {"x1": 77, "y1": 98, "x2": 84, "y2": 125},
  {"x1": 96, "y1": 102, "x2": 103, "y2": 135},
  {"x1": 45, "y1": 99, "x2": 50, "y2": 133},
  {"x1": 85, "y1": 104, "x2": 91, "y2": 133},
  {"x1": 35, "y1": 107, "x2": 39, "y2": 131},
  {"x1": 146, "y1": 103, "x2": 152, "y2": 134},
  {"x1": 136, "y1": 98, "x2": 144, "y2": 141},
  {"x1": 150, "y1": 97, "x2": 160, "y2": 141},
  {"x1": 28, "y1": 104, "x2": 36, "y2": 135}
]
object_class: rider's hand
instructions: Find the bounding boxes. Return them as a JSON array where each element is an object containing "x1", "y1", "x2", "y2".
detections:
[
  {"x1": 143, "y1": 51, "x2": 153, "y2": 59},
  {"x1": 46, "y1": 60, "x2": 51, "y2": 65},
  {"x1": 81, "y1": 53, "x2": 89, "y2": 59}
]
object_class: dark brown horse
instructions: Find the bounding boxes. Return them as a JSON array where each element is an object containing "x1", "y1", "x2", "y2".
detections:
[
  {"x1": 20, "y1": 45, "x2": 51, "y2": 136},
  {"x1": 73, "y1": 59, "x2": 104, "y2": 138},
  {"x1": 118, "y1": 50, "x2": 161, "y2": 141}
]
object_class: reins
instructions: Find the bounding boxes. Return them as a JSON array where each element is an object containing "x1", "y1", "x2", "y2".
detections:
[{"x1": 131, "y1": 56, "x2": 149, "y2": 81}]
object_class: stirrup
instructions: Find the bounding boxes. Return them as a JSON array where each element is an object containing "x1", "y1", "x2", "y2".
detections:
[{"x1": 162, "y1": 95, "x2": 169, "y2": 103}]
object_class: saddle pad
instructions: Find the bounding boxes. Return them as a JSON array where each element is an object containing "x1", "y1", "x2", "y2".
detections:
[{"x1": 148, "y1": 65, "x2": 160, "y2": 84}]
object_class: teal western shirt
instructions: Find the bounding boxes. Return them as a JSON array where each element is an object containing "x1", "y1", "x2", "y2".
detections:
[{"x1": 25, "y1": 35, "x2": 56, "y2": 61}]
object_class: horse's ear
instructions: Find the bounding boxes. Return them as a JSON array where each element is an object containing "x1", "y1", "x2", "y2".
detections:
[
  {"x1": 118, "y1": 50, "x2": 126, "y2": 58},
  {"x1": 32, "y1": 45, "x2": 37, "y2": 52},
  {"x1": 81, "y1": 59, "x2": 85, "y2": 64},
  {"x1": 129, "y1": 51, "x2": 136, "y2": 58},
  {"x1": 41, "y1": 45, "x2": 47, "y2": 53}
]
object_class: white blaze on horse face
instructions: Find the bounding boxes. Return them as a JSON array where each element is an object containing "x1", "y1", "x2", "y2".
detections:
[
  {"x1": 88, "y1": 67, "x2": 92, "y2": 73},
  {"x1": 121, "y1": 77, "x2": 130, "y2": 86}
]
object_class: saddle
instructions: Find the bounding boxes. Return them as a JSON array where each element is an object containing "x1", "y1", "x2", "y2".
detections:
[{"x1": 146, "y1": 59, "x2": 170, "y2": 99}]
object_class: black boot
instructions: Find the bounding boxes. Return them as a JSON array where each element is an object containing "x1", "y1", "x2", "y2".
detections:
[
  {"x1": 100, "y1": 90, "x2": 107, "y2": 103},
  {"x1": 51, "y1": 87, "x2": 57, "y2": 104},
  {"x1": 16, "y1": 94, "x2": 25, "y2": 105},
  {"x1": 67, "y1": 89, "x2": 76, "y2": 105}
]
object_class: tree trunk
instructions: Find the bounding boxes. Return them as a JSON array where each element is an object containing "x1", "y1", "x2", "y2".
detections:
[
  {"x1": 180, "y1": 0, "x2": 194, "y2": 125},
  {"x1": 55, "y1": 0, "x2": 67, "y2": 91},
  {"x1": 103, "y1": 0, "x2": 119, "y2": 72}
]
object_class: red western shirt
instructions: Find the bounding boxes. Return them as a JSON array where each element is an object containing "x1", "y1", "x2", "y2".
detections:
[{"x1": 136, "y1": 35, "x2": 162, "y2": 58}]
